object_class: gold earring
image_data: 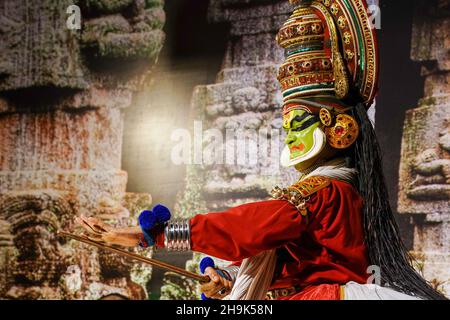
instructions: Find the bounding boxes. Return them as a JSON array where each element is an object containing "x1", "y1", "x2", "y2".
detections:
[
  {"x1": 325, "y1": 114, "x2": 359, "y2": 149},
  {"x1": 319, "y1": 108, "x2": 333, "y2": 127}
]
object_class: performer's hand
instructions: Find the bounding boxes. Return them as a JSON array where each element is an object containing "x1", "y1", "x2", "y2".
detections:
[
  {"x1": 200, "y1": 267, "x2": 233, "y2": 299},
  {"x1": 75, "y1": 215, "x2": 141, "y2": 247}
]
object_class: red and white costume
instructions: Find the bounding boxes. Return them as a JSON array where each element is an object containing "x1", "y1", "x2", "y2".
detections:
[{"x1": 155, "y1": 178, "x2": 370, "y2": 300}]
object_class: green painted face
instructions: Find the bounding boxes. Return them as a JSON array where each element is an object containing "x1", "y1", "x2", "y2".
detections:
[{"x1": 283, "y1": 109, "x2": 321, "y2": 160}]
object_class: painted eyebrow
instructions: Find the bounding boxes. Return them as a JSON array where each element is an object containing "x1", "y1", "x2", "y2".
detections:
[
  {"x1": 290, "y1": 112, "x2": 311, "y2": 128},
  {"x1": 292, "y1": 116, "x2": 319, "y2": 132}
]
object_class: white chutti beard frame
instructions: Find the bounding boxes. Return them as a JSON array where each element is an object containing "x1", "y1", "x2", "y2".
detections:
[{"x1": 280, "y1": 127, "x2": 326, "y2": 168}]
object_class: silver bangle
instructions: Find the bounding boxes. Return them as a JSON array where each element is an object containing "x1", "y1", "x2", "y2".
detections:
[{"x1": 164, "y1": 219, "x2": 191, "y2": 251}]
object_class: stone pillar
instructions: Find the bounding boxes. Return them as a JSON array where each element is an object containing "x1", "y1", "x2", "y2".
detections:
[
  {"x1": 160, "y1": 0, "x2": 293, "y2": 300},
  {"x1": 0, "y1": 0, "x2": 165, "y2": 299},
  {"x1": 181, "y1": 0, "x2": 293, "y2": 213},
  {"x1": 398, "y1": 0, "x2": 450, "y2": 295}
]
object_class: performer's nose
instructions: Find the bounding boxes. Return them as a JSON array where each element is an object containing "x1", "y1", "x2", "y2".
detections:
[{"x1": 285, "y1": 133, "x2": 295, "y2": 145}]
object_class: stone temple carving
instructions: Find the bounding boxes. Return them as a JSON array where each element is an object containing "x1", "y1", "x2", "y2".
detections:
[
  {"x1": 407, "y1": 121, "x2": 450, "y2": 201},
  {"x1": 0, "y1": 0, "x2": 165, "y2": 299},
  {"x1": 398, "y1": 0, "x2": 450, "y2": 295}
]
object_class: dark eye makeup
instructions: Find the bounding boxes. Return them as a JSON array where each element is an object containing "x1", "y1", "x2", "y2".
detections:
[{"x1": 291, "y1": 116, "x2": 319, "y2": 132}]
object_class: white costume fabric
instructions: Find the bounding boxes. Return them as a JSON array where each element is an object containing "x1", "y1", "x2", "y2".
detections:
[{"x1": 343, "y1": 282, "x2": 422, "y2": 300}]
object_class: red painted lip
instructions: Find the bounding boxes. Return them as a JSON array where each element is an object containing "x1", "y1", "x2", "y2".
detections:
[{"x1": 290, "y1": 144, "x2": 305, "y2": 152}]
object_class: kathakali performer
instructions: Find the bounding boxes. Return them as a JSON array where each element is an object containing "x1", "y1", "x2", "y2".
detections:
[{"x1": 77, "y1": 0, "x2": 446, "y2": 300}]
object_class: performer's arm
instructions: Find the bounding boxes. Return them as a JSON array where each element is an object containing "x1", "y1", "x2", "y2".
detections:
[
  {"x1": 77, "y1": 198, "x2": 314, "y2": 260},
  {"x1": 155, "y1": 200, "x2": 308, "y2": 261}
]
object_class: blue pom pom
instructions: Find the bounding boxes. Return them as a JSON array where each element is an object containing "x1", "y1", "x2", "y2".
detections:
[
  {"x1": 138, "y1": 210, "x2": 157, "y2": 230},
  {"x1": 201, "y1": 293, "x2": 215, "y2": 301},
  {"x1": 137, "y1": 204, "x2": 171, "y2": 247},
  {"x1": 152, "y1": 204, "x2": 171, "y2": 223},
  {"x1": 200, "y1": 256, "x2": 215, "y2": 274}
]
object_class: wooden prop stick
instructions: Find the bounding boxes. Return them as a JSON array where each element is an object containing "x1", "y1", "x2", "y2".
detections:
[{"x1": 58, "y1": 231, "x2": 209, "y2": 283}]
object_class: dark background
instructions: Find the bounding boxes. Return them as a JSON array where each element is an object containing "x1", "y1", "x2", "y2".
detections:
[{"x1": 376, "y1": 0, "x2": 423, "y2": 248}]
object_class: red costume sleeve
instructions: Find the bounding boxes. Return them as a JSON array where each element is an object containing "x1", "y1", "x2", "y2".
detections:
[
  {"x1": 187, "y1": 200, "x2": 306, "y2": 261},
  {"x1": 152, "y1": 179, "x2": 368, "y2": 288}
]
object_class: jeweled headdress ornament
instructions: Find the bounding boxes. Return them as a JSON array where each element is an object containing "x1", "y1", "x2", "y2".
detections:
[{"x1": 277, "y1": 0, "x2": 378, "y2": 108}]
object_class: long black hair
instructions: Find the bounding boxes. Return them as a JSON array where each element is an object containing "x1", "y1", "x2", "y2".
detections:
[{"x1": 348, "y1": 103, "x2": 447, "y2": 300}]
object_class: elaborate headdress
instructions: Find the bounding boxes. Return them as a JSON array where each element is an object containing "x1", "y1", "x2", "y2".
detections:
[
  {"x1": 278, "y1": 0, "x2": 378, "y2": 162},
  {"x1": 278, "y1": 0, "x2": 378, "y2": 107},
  {"x1": 277, "y1": 0, "x2": 446, "y2": 300}
]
